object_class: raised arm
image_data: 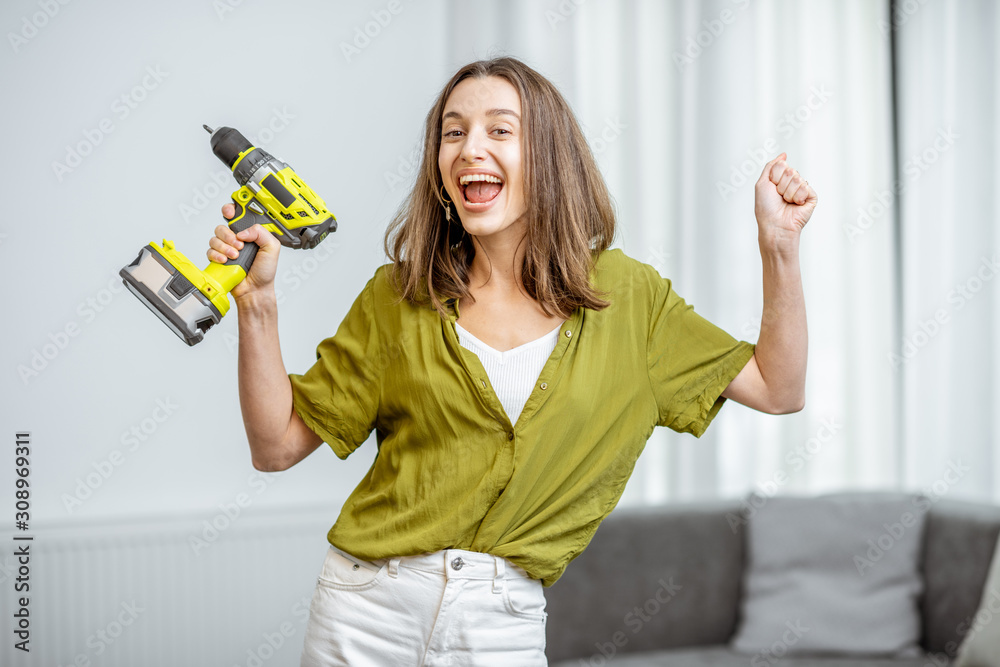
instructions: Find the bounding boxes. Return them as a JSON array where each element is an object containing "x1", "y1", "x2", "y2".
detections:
[
  {"x1": 722, "y1": 153, "x2": 816, "y2": 414},
  {"x1": 209, "y1": 204, "x2": 322, "y2": 471}
]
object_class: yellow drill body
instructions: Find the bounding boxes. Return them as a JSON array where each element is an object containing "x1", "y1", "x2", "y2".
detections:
[{"x1": 120, "y1": 126, "x2": 337, "y2": 345}]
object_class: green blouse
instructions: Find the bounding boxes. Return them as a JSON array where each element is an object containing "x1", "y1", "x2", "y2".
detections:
[{"x1": 288, "y1": 248, "x2": 755, "y2": 586}]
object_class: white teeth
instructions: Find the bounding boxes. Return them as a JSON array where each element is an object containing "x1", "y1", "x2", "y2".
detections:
[{"x1": 459, "y1": 173, "x2": 503, "y2": 185}]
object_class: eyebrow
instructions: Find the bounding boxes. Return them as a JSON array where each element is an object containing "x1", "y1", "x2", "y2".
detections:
[{"x1": 442, "y1": 108, "x2": 521, "y2": 122}]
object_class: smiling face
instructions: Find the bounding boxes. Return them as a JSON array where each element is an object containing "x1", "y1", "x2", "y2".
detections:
[{"x1": 438, "y1": 76, "x2": 527, "y2": 242}]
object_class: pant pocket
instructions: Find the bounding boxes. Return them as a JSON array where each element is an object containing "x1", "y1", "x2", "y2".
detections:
[
  {"x1": 316, "y1": 546, "x2": 387, "y2": 591},
  {"x1": 501, "y1": 573, "x2": 548, "y2": 622}
]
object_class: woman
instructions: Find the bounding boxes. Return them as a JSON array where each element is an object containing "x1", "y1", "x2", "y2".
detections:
[{"x1": 208, "y1": 57, "x2": 815, "y2": 665}]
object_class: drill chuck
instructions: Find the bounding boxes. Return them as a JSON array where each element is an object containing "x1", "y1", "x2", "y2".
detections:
[
  {"x1": 205, "y1": 125, "x2": 276, "y2": 187},
  {"x1": 205, "y1": 125, "x2": 252, "y2": 168}
]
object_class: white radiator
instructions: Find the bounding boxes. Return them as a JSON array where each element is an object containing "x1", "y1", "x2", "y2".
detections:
[{"x1": 1, "y1": 506, "x2": 338, "y2": 667}]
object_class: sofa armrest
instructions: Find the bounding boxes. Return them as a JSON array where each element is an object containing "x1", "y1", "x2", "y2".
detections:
[
  {"x1": 921, "y1": 498, "x2": 1000, "y2": 656},
  {"x1": 544, "y1": 500, "x2": 745, "y2": 662}
]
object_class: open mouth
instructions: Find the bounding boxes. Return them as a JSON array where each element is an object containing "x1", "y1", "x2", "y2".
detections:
[{"x1": 458, "y1": 173, "x2": 504, "y2": 205}]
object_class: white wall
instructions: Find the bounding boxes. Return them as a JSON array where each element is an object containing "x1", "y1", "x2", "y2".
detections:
[{"x1": 2, "y1": 0, "x2": 457, "y2": 523}]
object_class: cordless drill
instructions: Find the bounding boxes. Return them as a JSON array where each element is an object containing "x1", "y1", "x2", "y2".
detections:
[{"x1": 120, "y1": 125, "x2": 337, "y2": 345}]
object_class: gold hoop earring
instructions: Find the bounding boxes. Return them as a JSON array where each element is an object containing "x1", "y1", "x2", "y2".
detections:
[{"x1": 439, "y1": 184, "x2": 453, "y2": 223}]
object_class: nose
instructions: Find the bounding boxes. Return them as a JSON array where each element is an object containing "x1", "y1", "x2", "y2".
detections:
[{"x1": 459, "y1": 127, "x2": 487, "y2": 162}]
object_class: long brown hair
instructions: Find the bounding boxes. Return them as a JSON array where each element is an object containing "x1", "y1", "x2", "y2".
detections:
[{"x1": 384, "y1": 57, "x2": 616, "y2": 319}]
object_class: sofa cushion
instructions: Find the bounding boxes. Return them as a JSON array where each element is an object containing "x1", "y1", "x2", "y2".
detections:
[
  {"x1": 730, "y1": 492, "x2": 926, "y2": 657},
  {"x1": 954, "y1": 529, "x2": 1000, "y2": 666},
  {"x1": 544, "y1": 501, "x2": 745, "y2": 662},
  {"x1": 550, "y1": 645, "x2": 949, "y2": 667}
]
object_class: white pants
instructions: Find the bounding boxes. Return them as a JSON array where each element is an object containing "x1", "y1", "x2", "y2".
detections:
[{"x1": 300, "y1": 545, "x2": 548, "y2": 666}]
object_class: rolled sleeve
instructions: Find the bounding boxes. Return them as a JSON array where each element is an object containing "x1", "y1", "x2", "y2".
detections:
[
  {"x1": 647, "y1": 278, "x2": 756, "y2": 437},
  {"x1": 288, "y1": 276, "x2": 381, "y2": 459}
]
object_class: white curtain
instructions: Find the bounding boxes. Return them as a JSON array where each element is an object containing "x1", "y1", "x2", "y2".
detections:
[
  {"x1": 447, "y1": 0, "x2": 911, "y2": 504},
  {"x1": 895, "y1": 0, "x2": 1000, "y2": 502}
]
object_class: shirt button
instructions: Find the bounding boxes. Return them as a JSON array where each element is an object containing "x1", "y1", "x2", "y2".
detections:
[
  {"x1": 451, "y1": 557, "x2": 465, "y2": 570},
  {"x1": 507, "y1": 432, "x2": 514, "y2": 441},
  {"x1": 540, "y1": 382, "x2": 548, "y2": 390},
  {"x1": 480, "y1": 379, "x2": 486, "y2": 389},
  {"x1": 564, "y1": 330, "x2": 572, "y2": 338}
]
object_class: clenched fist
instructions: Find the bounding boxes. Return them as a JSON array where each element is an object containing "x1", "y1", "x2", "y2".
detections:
[{"x1": 754, "y1": 153, "x2": 818, "y2": 245}]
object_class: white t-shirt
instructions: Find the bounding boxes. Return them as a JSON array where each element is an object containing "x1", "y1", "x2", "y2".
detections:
[{"x1": 454, "y1": 321, "x2": 561, "y2": 425}]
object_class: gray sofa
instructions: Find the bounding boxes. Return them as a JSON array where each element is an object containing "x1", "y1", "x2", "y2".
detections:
[{"x1": 544, "y1": 496, "x2": 1000, "y2": 666}]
